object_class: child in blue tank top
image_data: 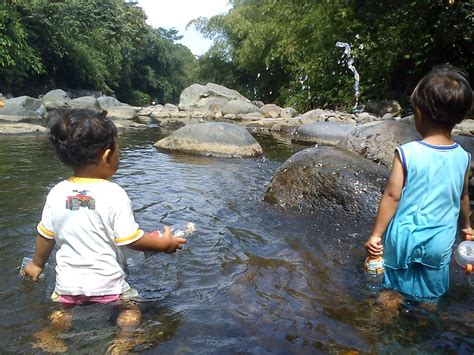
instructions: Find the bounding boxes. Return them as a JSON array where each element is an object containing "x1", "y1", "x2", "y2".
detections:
[{"x1": 365, "y1": 65, "x2": 473, "y2": 304}]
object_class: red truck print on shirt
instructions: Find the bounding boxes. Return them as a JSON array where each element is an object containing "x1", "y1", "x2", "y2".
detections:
[{"x1": 66, "y1": 190, "x2": 96, "y2": 210}]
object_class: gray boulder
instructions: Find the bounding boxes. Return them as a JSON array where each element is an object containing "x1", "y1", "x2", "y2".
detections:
[
  {"x1": 71, "y1": 96, "x2": 101, "y2": 111},
  {"x1": 178, "y1": 83, "x2": 250, "y2": 112},
  {"x1": 298, "y1": 109, "x2": 356, "y2": 124},
  {"x1": 0, "y1": 96, "x2": 45, "y2": 122},
  {"x1": 339, "y1": 120, "x2": 421, "y2": 168},
  {"x1": 294, "y1": 122, "x2": 355, "y2": 146},
  {"x1": 364, "y1": 99, "x2": 402, "y2": 117},
  {"x1": 105, "y1": 106, "x2": 139, "y2": 120},
  {"x1": 454, "y1": 119, "x2": 474, "y2": 136},
  {"x1": 259, "y1": 104, "x2": 282, "y2": 118},
  {"x1": 222, "y1": 99, "x2": 259, "y2": 116},
  {"x1": 42, "y1": 89, "x2": 73, "y2": 110},
  {"x1": 0, "y1": 123, "x2": 48, "y2": 135},
  {"x1": 154, "y1": 122, "x2": 262, "y2": 158},
  {"x1": 98, "y1": 96, "x2": 126, "y2": 110},
  {"x1": 164, "y1": 103, "x2": 179, "y2": 112},
  {"x1": 264, "y1": 146, "x2": 389, "y2": 216},
  {"x1": 281, "y1": 107, "x2": 298, "y2": 119}
]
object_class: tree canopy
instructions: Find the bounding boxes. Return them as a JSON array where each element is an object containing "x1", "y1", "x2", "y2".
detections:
[
  {"x1": 0, "y1": 0, "x2": 196, "y2": 105},
  {"x1": 1, "y1": 0, "x2": 472, "y2": 110},
  {"x1": 192, "y1": 0, "x2": 473, "y2": 111}
]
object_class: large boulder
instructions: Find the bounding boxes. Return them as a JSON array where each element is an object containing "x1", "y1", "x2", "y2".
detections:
[
  {"x1": 339, "y1": 120, "x2": 421, "y2": 168},
  {"x1": 0, "y1": 96, "x2": 45, "y2": 122},
  {"x1": 259, "y1": 104, "x2": 283, "y2": 118},
  {"x1": 264, "y1": 146, "x2": 389, "y2": 216},
  {"x1": 454, "y1": 119, "x2": 474, "y2": 136},
  {"x1": 98, "y1": 96, "x2": 127, "y2": 110},
  {"x1": 221, "y1": 99, "x2": 259, "y2": 116},
  {"x1": 105, "y1": 106, "x2": 139, "y2": 120},
  {"x1": 42, "y1": 89, "x2": 73, "y2": 110},
  {"x1": 298, "y1": 109, "x2": 356, "y2": 124},
  {"x1": 364, "y1": 99, "x2": 402, "y2": 117},
  {"x1": 154, "y1": 122, "x2": 262, "y2": 158},
  {"x1": 178, "y1": 83, "x2": 250, "y2": 112},
  {"x1": 71, "y1": 96, "x2": 101, "y2": 111},
  {"x1": 294, "y1": 122, "x2": 355, "y2": 146}
]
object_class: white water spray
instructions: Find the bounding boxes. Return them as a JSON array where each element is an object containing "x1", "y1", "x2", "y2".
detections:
[{"x1": 336, "y1": 41, "x2": 360, "y2": 111}]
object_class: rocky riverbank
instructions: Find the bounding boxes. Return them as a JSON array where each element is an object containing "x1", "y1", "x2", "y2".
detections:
[{"x1": 2, "y1": 83, "x2": 473, "y2": 214}]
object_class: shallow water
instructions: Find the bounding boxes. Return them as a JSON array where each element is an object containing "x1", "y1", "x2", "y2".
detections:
[{"x1": 0, "y1": 128, "x2": 473, "y2": 353}]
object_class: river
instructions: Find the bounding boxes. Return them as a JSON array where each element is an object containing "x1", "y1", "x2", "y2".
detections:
[{"x1": 0, "y1": 127, "x2": 472, "y2": 353}]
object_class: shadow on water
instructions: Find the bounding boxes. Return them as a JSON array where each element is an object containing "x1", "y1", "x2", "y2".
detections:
[{"x1": 0, "y1": 127, "x2": 473, "y2": 353}]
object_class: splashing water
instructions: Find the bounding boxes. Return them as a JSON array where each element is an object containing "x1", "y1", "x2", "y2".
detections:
[{"x1": 336, "y1": 41, "x2": 360, "y2": 111}]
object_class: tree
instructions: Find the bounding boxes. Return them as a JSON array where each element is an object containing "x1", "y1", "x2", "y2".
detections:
[
  {"x1": 193, "y1": 0, "x2": 473, "y2": 111},
  {"x1": 0, "y1": 2, "x2": 43, "y2": 93}
]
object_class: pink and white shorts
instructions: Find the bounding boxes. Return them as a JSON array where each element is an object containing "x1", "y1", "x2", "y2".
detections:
[{"x1": 51, "y1": 288, "x2": 138, "y2": 305}]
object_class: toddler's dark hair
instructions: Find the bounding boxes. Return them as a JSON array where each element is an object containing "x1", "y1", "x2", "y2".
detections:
[
  {"x1": 411, "y1": 64, "x2": 472, "y2": 128},
  {"x1": 49, "y1": 109, "x2": 117, "y2": 169}
]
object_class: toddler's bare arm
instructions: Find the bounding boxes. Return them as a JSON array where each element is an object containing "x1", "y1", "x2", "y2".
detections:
[
  {"x1": 127, "y1": 226, "x2": 186, "y2": 253},
  {"x1": 24, "y1": 235, "x2": 55, "y2": 281},
  {"x1": 460, "y1": 170, "x2": 472, "y2": 235}
]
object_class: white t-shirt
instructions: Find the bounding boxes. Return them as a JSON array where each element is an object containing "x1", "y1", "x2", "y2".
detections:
[{"x1": 37, "y1": 177, "x2": 144, "y2": 296}]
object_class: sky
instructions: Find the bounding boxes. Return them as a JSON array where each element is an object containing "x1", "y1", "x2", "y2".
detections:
[{"x1": 137, "y1": 0, "x2": 231, "y2": 56}]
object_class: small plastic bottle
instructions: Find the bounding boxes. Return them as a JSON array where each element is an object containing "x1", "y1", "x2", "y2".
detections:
[
  {"x1": 19, "y1": 257, "x2": 48, "y2": 279},
  {"x1": 171, "y1": 222, "x2": 196, "y2": 237},
  {"x1": 454, "y1": 240, "x2": 474, "y2": 275},
  {"x1": 145, "y1": 222, "x2": 195, "y2": 257},
  {"x1": 364, "y1": 256, "x2": 384, "y2": 290}
]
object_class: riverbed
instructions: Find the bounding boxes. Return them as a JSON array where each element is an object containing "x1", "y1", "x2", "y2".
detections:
[{"x1": 0, "y1": 127, "x2": 472, "y2": 353}]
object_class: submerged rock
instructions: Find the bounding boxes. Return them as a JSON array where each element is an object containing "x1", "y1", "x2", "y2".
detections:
[
  {"x1": 0, "y1": 123, "x2": 48, "y2": 135},
  {"x1": 265, "y1": 146, "x2": 389, "y2": 216},
  {"x1": 154, "y1": 122, "x2": 262, "y2": 158}
]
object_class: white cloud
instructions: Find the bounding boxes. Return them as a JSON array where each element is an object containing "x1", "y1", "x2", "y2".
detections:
[{"x1": 137, "y1": 0, "x2": 231, "y2": 55}]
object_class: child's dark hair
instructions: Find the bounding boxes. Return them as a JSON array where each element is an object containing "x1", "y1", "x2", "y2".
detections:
[
  {"x1": 49, "y1": 109, "x2": 117, "y2": 169},
  {"x1": 411, "y1": 64, "x2": 472, "y2": 128}
]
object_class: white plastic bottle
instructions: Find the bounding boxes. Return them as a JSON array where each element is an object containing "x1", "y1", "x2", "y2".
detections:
[
  {"x1": 19, "y1": 256, "x2": 50, "y2": 279},
  {"x1": 454, "y1": 240, "x2": 474, "y2": 275},
  {"x1": 171, "y1": 222, "x2": 196, "y2": 237}
]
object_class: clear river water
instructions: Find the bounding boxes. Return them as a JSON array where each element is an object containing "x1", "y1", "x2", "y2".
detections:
[{"x1": 0, "y1": 127, "x2": 472, "y2": 353}]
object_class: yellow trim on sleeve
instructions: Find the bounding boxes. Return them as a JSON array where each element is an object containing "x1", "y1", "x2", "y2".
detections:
[
  {"x1": 37, "y1": 222, "x2": 54, "y2": 238},
  {"x1": 115, "y1": 229, "x2": 144, "y2": 245}
]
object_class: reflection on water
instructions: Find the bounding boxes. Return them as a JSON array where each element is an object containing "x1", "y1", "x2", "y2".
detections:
[{"x1": 0, "y1": 127, "x2": 472, "y2": 353}]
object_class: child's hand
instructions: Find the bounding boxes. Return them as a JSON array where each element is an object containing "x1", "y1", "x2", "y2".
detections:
[
  {"x1": 462, "y1": 227, "x2": 473, "y2": 241},
  {"x1": 23, "y1": 260, "x2": 44, "y2": 282},
  {"x1": 162, "y1": 226, "x2": 187, "y2": 253},
  {"x1": 365, "y1": 235, "x2": 383, "y2": 258}
]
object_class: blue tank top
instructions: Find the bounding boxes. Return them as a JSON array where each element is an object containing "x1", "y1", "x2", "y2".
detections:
[{"x1": 383, "y1": 141, "x2": 470, "y2": 269}]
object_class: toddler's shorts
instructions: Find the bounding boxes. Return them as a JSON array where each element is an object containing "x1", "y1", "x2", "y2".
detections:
[{"x1": 51, "y1": 288, "x2": 139, "y2": 305}]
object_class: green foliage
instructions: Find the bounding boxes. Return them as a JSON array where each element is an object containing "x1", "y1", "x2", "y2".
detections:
[
  {"x1": 0, "y1": 0, "x2": 197, "y2": 104},
  {"x1": 0, "y1": 2, "x2": 44, "y2": 92},
  {"x1": 193, "y1": 0, "x2": 473, "y2": 111},
  {"x1": 130, "y1": 90, "x2": 150, "y2": 107}
]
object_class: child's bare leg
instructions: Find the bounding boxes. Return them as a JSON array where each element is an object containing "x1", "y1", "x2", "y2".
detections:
[
  {"x1": 108, "y1": 303, "x2": 144, "y2": 354},
  {"x1": 33, "y1": 308, "x2": 73, "y2": 353},
  {"x1": 376, "y1": 289, "x2": 404, "y2": 323}
]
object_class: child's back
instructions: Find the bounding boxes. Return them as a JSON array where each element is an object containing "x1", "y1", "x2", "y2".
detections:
[{"x1": 366, "y1": 65, "x2": 473, "y2": 303}]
